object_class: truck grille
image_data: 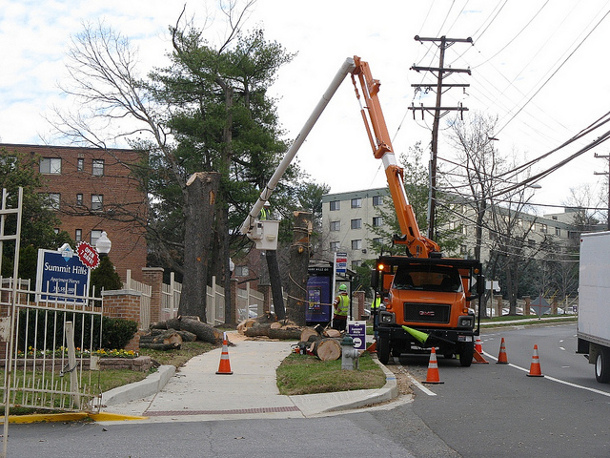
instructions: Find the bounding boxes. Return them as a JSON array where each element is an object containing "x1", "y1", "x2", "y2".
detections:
[{"x1": 404, "y1": 302, "x2": 450, "y2": 324}]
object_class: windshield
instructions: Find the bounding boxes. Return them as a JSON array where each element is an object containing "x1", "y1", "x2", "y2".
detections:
[{"x1": 392, "y1": 265, "x2": 462, "y2": 293}]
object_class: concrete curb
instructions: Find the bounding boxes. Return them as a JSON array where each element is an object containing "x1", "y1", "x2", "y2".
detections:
[
  {"x1": 102, "y1": 365, "x2": 176, "y2": 406},
  {"x1": 323, "y1": 355, "x2": 398, "y2": 412}
]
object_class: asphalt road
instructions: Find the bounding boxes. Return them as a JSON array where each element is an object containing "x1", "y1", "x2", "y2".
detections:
[
  {"x1": 402, "y1": 323, "x2": 610, "y2": 457},
  {"x1": 6, "y1": 322, "x2": 609, "y2": 458}
]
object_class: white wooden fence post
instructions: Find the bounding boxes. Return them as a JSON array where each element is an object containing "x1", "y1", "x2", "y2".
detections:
[{"x1": 209, "y1": 276, "x2": 217, "y2": 325}]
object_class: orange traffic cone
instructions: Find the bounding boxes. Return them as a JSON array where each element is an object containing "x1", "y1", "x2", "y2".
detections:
[
  {"x1": 472, "y1": 336, "x2": 489, "y2": 364},
  {"x1": 497, "y1": 338, "x2": 508, "y2": 364},
  {"x1": 423, "y1": 347, "x2": 444, "y2": 384},
  {"x1": 526, "y1": 344, "x2": 544, "y2": 377},
  {"x1": 216, "y1": 332, "x2": 233, "y2": 375}
]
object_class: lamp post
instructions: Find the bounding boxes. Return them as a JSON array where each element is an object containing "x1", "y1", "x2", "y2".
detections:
[{"x1": 95, "y1": 231, "x2": 112, "y2": 258}]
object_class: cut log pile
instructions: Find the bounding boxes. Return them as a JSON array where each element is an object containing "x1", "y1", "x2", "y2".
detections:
[
  {"x1": 297, "y1": 326, "x2": 344, "y2": 361},
  {"x1": 143, "y1": 316, "x2": 224, "y2": 349}
]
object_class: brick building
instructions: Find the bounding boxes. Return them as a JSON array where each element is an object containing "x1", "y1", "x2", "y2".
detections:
[{"x1": 0, "y1": 143, "x2": 147, "y2": 282}]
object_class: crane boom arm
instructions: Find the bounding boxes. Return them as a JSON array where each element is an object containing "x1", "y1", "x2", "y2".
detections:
[
  {"x1": 351, "y1": 56, "x2": 440, "y2": 257},
  {"x1": 240, "y1": 56, "x2": 440, "y2": 258}
]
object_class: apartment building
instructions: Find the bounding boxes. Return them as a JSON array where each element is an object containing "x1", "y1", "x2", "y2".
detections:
[
  {"x1": 321, "y1": 186, "x2": 590, "y2": 268},
  {"x1": 321, "y1": 188, "x2": 390, "y2": 269},
  {"x1": 0, "y1": 143, "x2": 147, "y2": 281}
]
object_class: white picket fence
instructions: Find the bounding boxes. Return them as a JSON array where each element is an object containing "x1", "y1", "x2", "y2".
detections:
[{"x1": 125, "y1": 270, "x2": 152, "y2": 330}]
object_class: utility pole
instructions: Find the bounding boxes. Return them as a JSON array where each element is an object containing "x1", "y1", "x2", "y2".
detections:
[
  {"x1": 410, "y1": 35, "x2": 473, "y2": 241},
  {"x1": 594, "y1": 152, "x2": 610, "y2": 230}
]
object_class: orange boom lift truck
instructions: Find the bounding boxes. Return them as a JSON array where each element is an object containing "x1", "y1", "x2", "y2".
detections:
[
  {"x1": 350, "y1": 58, "x2": 485, "y2": 365},
  {"x1": 239, "y1": 57, "x2": 485, "y2": 366}
]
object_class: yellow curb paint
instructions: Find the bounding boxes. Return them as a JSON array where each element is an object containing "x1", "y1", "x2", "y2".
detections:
[{"x1": 0, "y1": 412, "x2": 147, "y2": 424}]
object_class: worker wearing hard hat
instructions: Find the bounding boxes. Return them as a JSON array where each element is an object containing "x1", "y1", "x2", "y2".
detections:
[
  {"x1": 332, "y1": 284, "x2": 349, "y2": 332},
  {"x1": 260, "y1": 201, "x2": 271, "y2": 221}
]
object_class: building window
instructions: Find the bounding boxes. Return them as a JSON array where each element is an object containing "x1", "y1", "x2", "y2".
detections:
[
  {"x1": 330, "y1": 241, "x2": 340, "y2": 251},
  {"x1": 372, "y1": 216, "x2": 382, "y2": 227},
  {"x1": 351, "y1": 239, "x2": 362, "y2": 250},
  {"x1": 75, "y1": 229, "x2": 82, "y2": 242},
  {"x1": 541, "y1": 224, "x2": 547, "y2": 233},
  {"x1": 372, "y1": 195, "x2": 383, "y2": 206},
  {"x1": 91, "y1": 230, "x2": 103, "y2": 247},
  {"x1": 528, "y1": 239, "x2": 535, "y2": 248},
  {"x1": 555, "y1": 227, "x2": 561, "y2": 236},
  {"x1": 352, "y1": 260, "x2": 362, "y2": 268},
  {"x1": 40, "y1": 158, "x2": 61, "y2": 175},
  {"x1": 351, "y1": 218, "x2": 362, "y2": 230},
  {"x1": 92, "y1": 159, "x2": 105, "y2": 176},
  {"x1": 76, "y1": 193, "x2": 83, "y2": 206},
  {"x1": 77, "y1": 158, "x2": 84, "y2": 171},
  {"x1": 460, "y1": 244, "x2": 467, "y2": 255},
  {"x1": 373, "y1": 237, "x2": 383, "y2": 244},
  {"x1": 330, "y1": 200, "x2": 340, "y2": 211},
  {"x1": 351, "y1": 198, "x2": 362, "y2": 208},
  {"x1": 91, "y1": 194, "x2": 103, "y2": 211},
  {"x1": 42, "y1": 193, "x2": 60, "y2": 210},
  {"x1": 235, "y1": 265, "x2": 249, "y2": 277},
  {"x1": 330, "y1": 221, "x2": 340, "y2": 232},
  {"x1": 0, "y1": 156, "x2": 17, "y2": 169}
]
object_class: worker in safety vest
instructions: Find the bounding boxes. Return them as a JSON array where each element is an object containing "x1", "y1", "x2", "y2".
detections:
[
  {"x1": 260, "y1": 201, "x2": 271, "y2": 220},
  {"x1": 371, "y1": 292, "x2": 383, "y2": 339},
  {"x1": 332, "y1": 284, "x2": 350, "y2": 332}
]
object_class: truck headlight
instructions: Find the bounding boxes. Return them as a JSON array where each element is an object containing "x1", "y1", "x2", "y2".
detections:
[
  {"x1": 458, "y1": 316, "x2": 474, "y2": 328},
  {"x1": 379, "y1": 311, "x2": 395, "y2": 324}
]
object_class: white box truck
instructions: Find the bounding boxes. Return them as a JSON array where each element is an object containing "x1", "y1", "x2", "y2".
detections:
[{"x1": 577, "y1": 231, "x2": 610, "y2": 382}]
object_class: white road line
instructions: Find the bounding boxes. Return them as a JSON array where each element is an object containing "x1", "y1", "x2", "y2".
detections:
[
  {"x1": 393, "y1": 357, "x2": 437, "y2": 396},
  {"x1": 483, "y1": 352, "x2": 610, "y2": 398}
]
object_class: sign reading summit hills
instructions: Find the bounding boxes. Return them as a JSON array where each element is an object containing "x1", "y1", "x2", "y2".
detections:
[{"x1": 36, "y1": 244, "x2": 91, "y2": 304}]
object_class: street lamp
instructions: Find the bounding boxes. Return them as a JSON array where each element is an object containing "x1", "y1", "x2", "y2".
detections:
[{"x1": 95, "y1": 231, "x2": 112, "y2": 258}]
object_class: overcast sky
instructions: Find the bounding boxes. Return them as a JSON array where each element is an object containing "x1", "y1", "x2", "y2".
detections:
[{"x1": 2, "y1": 0, "x2": 609, "y2": 215}]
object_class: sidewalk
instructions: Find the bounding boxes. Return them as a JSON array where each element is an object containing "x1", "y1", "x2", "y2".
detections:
[{"x1": 97, "y1": 332, "x2": 399, "y2": 424}]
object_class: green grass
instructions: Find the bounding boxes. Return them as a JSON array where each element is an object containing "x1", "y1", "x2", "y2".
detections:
[{"x1": 276, "y1": 351, "x2": 386, "y2": 395}]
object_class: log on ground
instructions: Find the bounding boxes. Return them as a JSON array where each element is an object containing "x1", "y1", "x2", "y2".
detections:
[
  {"x1": 140, "y1": 331, "x2": 183, "y2": 349},
  {"x1": 151, "y1": 317, "x2": 224, "y2": 344},
  {"x1": 310, "y1": 338, "x2": 342, "y2": 361}
]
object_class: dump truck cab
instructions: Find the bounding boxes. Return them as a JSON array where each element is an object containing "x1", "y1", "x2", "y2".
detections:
[{"x1": 374, "y1": 256, "x2": 485, "y2": 365}]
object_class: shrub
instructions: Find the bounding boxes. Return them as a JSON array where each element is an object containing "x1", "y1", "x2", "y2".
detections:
[{"x1": 17, "y1": 310, "x2": 137, "y2": 352}]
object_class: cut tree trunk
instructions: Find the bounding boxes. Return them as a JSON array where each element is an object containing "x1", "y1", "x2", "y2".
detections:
[
  {"x1": 310, "y1": 338, "x2": 342, "y2": 361},
  {"x1": 286, "y1": 212, "x2": 312, "y2": 326},
  {"x1": 244, "y1": 323, "x2": 303, "y2": 340},
  {"x1": 140, "y1": 331, "x2": 183, "y2": 350},
  {"x1": 151, "y1": 317, "x2": 224, "y2": 344},
  {"x1": 178, "y1": 172, "x2": 220, "y2": 321},
  {"x1": 300, "y1": 327, "x2": 320, "y2": 343}
]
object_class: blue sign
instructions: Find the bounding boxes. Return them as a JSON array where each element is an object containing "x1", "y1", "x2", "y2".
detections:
[
  {"x1": 36, "y1": 246, "x2": 90, "y2": 304},
  {"x1": 347, "y1": 321, "x2": 367, "y2": 350}
]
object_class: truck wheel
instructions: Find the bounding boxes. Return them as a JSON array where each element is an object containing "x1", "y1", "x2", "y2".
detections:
[
  {"x1": 378, "y1": 336, "x2": 390, "y2": 365},
  {"x1": 595, "y1": 348, "x2": 610, "y2": 383},
  {"x1": 459, "y1": 341, "x2": 474, "y2": 367}
]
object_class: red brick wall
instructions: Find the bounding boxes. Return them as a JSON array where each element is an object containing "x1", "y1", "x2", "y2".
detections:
[
  {"x1": 102, "y1": 290, "x2": 142, "y2": 324},
  {"x1": 0, "y1": 143, "x2": 147, "y2": 282}
]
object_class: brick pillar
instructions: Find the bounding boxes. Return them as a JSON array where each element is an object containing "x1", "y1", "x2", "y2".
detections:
[
  {"x1": 353, "y1": 291, "x2": 365, "y2": 320},
  {"x1": 523, "y1": 296, "x2": 531, "y2": 316},
  {"x1": 103, "y1": 290, "x2": 142, "y2": 324},
  {"x1": 142, "y1": 267, "x2": 164, "y2": 324}
]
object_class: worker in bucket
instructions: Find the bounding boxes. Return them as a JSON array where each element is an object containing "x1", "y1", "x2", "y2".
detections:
[
  {"x1": 332, "y1": 284, "x2": 350, "y2": 332},
  {"x1": 260, "y1": 201, "x2": 271, "y2": 220}
]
